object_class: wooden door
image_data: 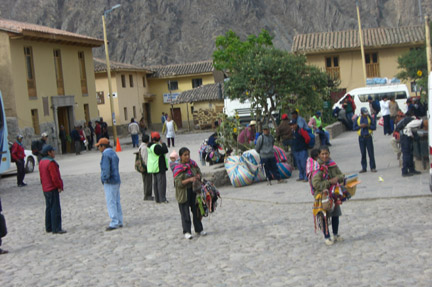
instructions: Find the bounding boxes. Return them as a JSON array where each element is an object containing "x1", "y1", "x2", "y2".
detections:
[
  {"x1": 58, "y1": 107, "x2": 72, "y2": 153},
  {"x1": 171, "y1": 107, "x2": 182, "y2": 129}
]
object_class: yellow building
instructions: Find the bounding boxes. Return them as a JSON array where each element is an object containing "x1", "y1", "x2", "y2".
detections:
[
  {"x1": 146, "y1": 60, "x2": 223, "y2": 130},
  {"x1": 292, "y1": 26, "x2": 425, "y2": 97},
  {"x1": 94, "y1": 58, "x2": 152, "y2": 134},
  {"x1": 0, "y1": 18, "x2": 103, "y2": 152}
]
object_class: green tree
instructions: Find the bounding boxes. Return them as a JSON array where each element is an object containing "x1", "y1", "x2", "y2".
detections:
[
  {"x1": 213, "y1": 30, "x2": 329, "y2": 127},
  {"x1": 396, "y1": 47, "x2": 428, "y2": 97}
]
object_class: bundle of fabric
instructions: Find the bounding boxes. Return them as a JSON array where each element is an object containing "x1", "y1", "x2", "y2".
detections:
[
  {"x1": 241, "y1": 149, "x2": 266, "y2": 182},
  {"x1": 225, "y1": 156, "x2": 254, "y2": 187},
  {"x1": 273, "y1": 145, "x2": 287, "y2": 163},
  {"x1": 276, "y1": 162, "x2": 292, "y2": 179}
]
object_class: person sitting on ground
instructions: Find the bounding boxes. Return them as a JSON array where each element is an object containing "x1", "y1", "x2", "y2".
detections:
[
  {"x1": 173, "y1": 147, "x2": 206, "y2": 240},
  {"x1": 312, "y1": 145, "x2": 345, "y2": 246},
  {"x1": 308, "y1": 111, "x2": 331, "y2": 146},
  {"x1": 255, "y1": 125, "x2": 286, "y2": 185}
]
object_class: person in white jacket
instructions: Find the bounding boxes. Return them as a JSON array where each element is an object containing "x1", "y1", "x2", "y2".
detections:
[
  {"x1": 128, "y1": 118, "x2": 140, "y2": 148},
  {"x1": 380, "y1": 96, "x2": 391, "y2": 135},
  {"x1": 162, "y1": 115, "x2": 178, "y2": 148}
]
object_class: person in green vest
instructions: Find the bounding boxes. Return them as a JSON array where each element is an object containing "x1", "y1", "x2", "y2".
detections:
[
  {"x1": 147, "y1": 132, "x2": 169, "y2": 203},
  {"x1": 308, "y1": 111, "x2": 331, "y2": 146}
]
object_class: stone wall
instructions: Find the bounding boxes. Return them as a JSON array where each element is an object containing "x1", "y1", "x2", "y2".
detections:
[
  {"x1": 192, "y1": 108, "x2": 219, "y2": 130},
  {"x1": 325, "y1": 121, "x2": 347, "y2": 139}
]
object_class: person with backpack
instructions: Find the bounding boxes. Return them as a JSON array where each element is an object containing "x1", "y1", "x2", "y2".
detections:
[
  {"x1": 32, "y1": 132, "x2": 48, "y2": 163},
  {"x1": 138, "y1": 134, "x2": 153, "y2": 201},
  {"x1": 147, "y1": 132, "x2": 169, "y2": 203},
  {"x1": 289, "y1": 119, "x2": 310, "y2": 182},
  {"x1": 368, "y1": 96, "x2": 380, "y2": 119},
  {"x1": 312, "y1": 145, "x2": 345, "y2": 246},
  {"x1": 353, "y1": 107, "x2": 377, "y2": 173},
  {"x1": 11, "y1": 135, "x2": 26, "y2": 187},
  {"x1": 173, "y1": 147, "x2": 206, "y2": 240}
]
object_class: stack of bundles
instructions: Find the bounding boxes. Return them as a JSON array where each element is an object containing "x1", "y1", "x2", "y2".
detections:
[
  {"x1": 225, "y1": 156, "x2": 254, "y2": 187},
  {"x1": 273, "y1": 146, "x2": 292, "y2": 179},
  {"x1": 241, "y1": 149, "x2": 266, "y2": 182}
]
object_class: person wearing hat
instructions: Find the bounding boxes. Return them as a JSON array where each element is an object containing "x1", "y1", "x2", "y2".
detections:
[
  {"x1": 32, "y1": 132, "x2": 48, "y2": 163},
  {"x1": 308, "y1": 111, "x2": 331, "y2": 146},
  {"x1": 290, "y1": 119, "x2": 310, "y2": 182},
  {"x1": 96, "y1": 138, "x2": 123, "y2": 231},
  {"x1": 147, "y1": 132, "x2": 169, "y2": 203},
  {"x1": 353, "y1": 107, "x2": 377, "y2": 173},
  {"x1": 11, "y1": 135, "x2": 27, "y2": 187},
  {"x1": 238, "y1": 120, "x2": 256, "y2": 146},
  {"x1": 255, "y1": 125, "x2": 285, "y2": 184},
  {"x1": 290, "y1": 110, "x2": 307, "y2": 130},
  {"x1": 138, "y1": 134, "x2": 154, "y2": 201},
  {"x1": 39, "y1": 145, "x2": 66, "y2": 234},
  {"x1": 368, "y1": 95, "x2": 380, "y2": 118},
  {"x1": 276, "y1": 114, "x2": 293, "y2": 150}
]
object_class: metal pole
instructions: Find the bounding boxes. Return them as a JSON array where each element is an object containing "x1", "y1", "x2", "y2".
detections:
[
  {"x1": 356, "y1": 1, "x2": 367, "y2": 84},
  {"x1": 102, "y1": 14, "x2": 118, "y2": 144},
  {"x1": 186, "y1": 102, "x2": 191, "y2": 132},
  {"x1": 425, "y1": 16, "x2": 431, "y2": 73}
]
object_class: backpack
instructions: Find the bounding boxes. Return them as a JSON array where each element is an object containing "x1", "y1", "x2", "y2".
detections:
[
  {"x1": 372, "y1": 100, "x2": 381, "y2": 113},
  {"x1": 304, "y1": 127, "x2": 315, "y2": 149},
  {"x1": 134, "y1": 150, "x2": 147, "y2": 173},
  {"x1": 9, "y1": 143, "x2": 15, "y2": 163},
  {"x1": 395, "y1": 117, "x2": 413, "y2": 133},
  {"x1": 31, "y1": 140, "x2": 39, "y2": 156}
]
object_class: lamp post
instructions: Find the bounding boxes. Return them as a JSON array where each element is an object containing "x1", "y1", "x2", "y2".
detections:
[{"x1": 102, "y1": 4, "x2": 121, "y2": 145}]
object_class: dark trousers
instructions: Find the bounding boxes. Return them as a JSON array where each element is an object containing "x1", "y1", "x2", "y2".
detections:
[
  {"x1": 141, "y1": 172, "x2": 153, "y2": 200},
  {"x1": 400, "y1": 135, "x2": 414, "y2": 174},
  {"x1": 74, "y1": 140, "x2": 81, "y2": 155},
  {"x1": 153, "y1": 172, "x2": 167, "y2": 203},
  {"x1": 323, "y1": 216, "x2": 339, "y2": 239},
  {"x1": 178, "y1": 188, "x2": 203, "y2": 234},
  {"x1": 87, "y1": 136, "x2": 94, "y2": 151},
  {"x1": 0, "y1": 213, "x2": 7, "y2": 246},
  {"x1": 16, "y1": 160, "x2": 25, "y2": 185},
  {"x1": 60, "y1": 140, "x2": 67, "y2": 154},
  {"x1": 262, "y1": 157, "x2": 281, "y2": 181},
  {"x1": 359, "y1": 135, "x2": 376, "y2": 170},
  {"x1": 167, "y1": 137, "x2": 175, "y2": 147},
  {"x1": 43, "y1": 189, "x2": 62, "y2": 233},
  {"x1": 383, "y1": 115, "x2": 391, "y2": 135}
]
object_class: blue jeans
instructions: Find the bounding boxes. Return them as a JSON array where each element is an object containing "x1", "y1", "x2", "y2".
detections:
[
  {"x1": 103, "y1": 183, "x2": 123, "y2": 228},
  {"x1": 131, "y1": 134, "x2": 139, "y2": 147},
  {"x1": 261, "y1": 157, "x2": 280, "y2": 181},
  {"x1": 317, "y1": 129, "x2": 330, "y2": 146},
  {"x1": 359, "y1": 135, "x2": 376, "y2": 171},
  {"x1": 293, "y1": 150, "x2": 308, "y2": 180},
  {"x1": 44, "y1": 189, "x2": 62, "y2": 232}
]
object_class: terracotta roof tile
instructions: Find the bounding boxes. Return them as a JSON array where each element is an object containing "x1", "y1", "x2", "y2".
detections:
[
  {"x1": 93, "y1": 58, "x2": 152, "y2": 73},
  {"x1": 0, "y1": 18, "x2": 103, "y2": 46},
  {"x1": 175, "y1": 83, "x2": 223, "y2": 103},
  {"x1": 292, "y1": 26, "x2": 424, "y2": 53},
  {"x1": 146, "y1": 60, "x2": 214, "y2": 78}
]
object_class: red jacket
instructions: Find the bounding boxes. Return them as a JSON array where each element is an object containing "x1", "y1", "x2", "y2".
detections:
[
  {"x1": 11, "y1": 142, "x2": 25, "y2": 162},
  {"x1": 39, "y1": 158, "x2": 63, "y2": 192}
]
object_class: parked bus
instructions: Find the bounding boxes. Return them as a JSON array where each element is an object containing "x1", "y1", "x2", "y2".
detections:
[{"x1": 0, "y1": 91, "x2": 10, "y2": 174}]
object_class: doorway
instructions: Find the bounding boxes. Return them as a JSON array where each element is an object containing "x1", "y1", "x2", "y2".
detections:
[
  {"x1": 170, "y1": 107, "x2": 182, "y2": 129},
  {"x1": 144, "y1": 103, "x2": 151, "y2": 126},
  {"x1": 57, "y1": 106, "x2": 73, "y2": 153}
]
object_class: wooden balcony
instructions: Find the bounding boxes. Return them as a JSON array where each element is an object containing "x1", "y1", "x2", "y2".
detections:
[
  {"x1": 326, "y1": 67, "x2": 340, "y2": 80},
  {"x1": 366, "y1": 63, "x2": 380, "y2": 78}
]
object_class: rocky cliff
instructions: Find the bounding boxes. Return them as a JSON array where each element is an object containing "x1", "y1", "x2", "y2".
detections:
[{"x1": 0, "y1": 0, "x2": 430, "y2": 66}]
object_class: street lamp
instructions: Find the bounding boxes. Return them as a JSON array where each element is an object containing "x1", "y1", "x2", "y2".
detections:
[{"x1": 102, "y1": 4, "x2": 121, "y2": 145}]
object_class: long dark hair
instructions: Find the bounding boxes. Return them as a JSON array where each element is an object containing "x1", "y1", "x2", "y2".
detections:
[{"x1": 179, "y1": 147, "x2": 190, "y2": 157}]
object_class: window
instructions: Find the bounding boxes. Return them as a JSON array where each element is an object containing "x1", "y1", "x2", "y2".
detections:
[
  {"x1": 133, "y1": 106, "x2": 136, "y2": 119},
  {"x1": 129, "y1": 74, "x2": 134, "y2": 87},
  {"x1": 124, "y1": 107, "x2": 128, "y2": 121},
  {"x1": 192, "y1": 78, "x2": 203, "y2": 88},
  {"x1": 142, "y1": 76, "x2": 146, "y2": 87},
  {"x1": 365, "y1": 52, "x2": 379, "y2": 77},
  {"x1": 168, "y1": 80, "x2": 178, "y2": 91},
  {"x1": 121, "y1": 75, "x2": 126, "y2": 88},
  {"x1": 78, "y1": 52, "x2": 88, "y2": 95},
  {"x1": 84, "y1": 104, "x2": 90, "y2": 123},
  {"x1": 43, "y1": 97, "x2": 49, "y2": 116},
  {"x1": 31, "y1": 109, "x2": 40, "y2": 134},
  {"x1": 24, "y1": 47, "x2": 37, "y2": 98},
  {"x1": 325, "y1": 56, "x2": 340, "y2": 80},
  {"x1": 97, "y1": 91, "x2": 105, "y2": 105},
  {"x1": 53, "y1": 49, "x2": 64, "y2": 95}
]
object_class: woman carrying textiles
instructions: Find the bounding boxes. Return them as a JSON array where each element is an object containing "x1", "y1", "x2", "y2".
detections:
[
  {"x1": 312, "y1": 146, "x2": 345, "y2": 246},
  {"x1": 173, "y1": 147, "x2": 206, "y2": 240}
]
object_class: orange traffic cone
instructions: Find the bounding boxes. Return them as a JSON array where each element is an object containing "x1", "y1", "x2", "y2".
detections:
[{"x1": 115, "y1": 137, "x2": 122, "y2": 152}]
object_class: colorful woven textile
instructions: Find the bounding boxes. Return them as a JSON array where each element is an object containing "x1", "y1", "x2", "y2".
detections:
[
  {"x1": 273, "y1": 146, "x2": 287, "y2": 163},
  {"x1": 225, "y1": 156, "x2": 254, "y2": 187},
  {"x1": 277, "y1": 162, "x2": 292, "y2": 179}
]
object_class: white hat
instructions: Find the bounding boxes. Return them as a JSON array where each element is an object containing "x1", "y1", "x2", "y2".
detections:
[
  {"x1": 41, "y1": 132, "x2": 48, "y2": 137},
  {"x1": 249, "y1": 120, "x2": 256, "y2": 126}
]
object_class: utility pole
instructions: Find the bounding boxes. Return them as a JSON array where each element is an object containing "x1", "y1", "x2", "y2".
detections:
[
  {"x1": 356, "y1": 1, "x2": 367, "y2": 84},
  {"x1": 425, "y1": 16, "x2": 431, "y2": 73}
]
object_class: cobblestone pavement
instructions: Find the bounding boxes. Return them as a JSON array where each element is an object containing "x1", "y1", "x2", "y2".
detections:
[{"x1": 0, "y1": 126, "x2": 431, "y2": 286}]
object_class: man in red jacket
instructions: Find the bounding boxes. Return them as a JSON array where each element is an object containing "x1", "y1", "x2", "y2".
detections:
[
  {"x1": 11, "y1": 135, "x2": 26, "y2": 187},
  {"x1": 39, "y1": 145, "x2": 66, "y2": 234}
]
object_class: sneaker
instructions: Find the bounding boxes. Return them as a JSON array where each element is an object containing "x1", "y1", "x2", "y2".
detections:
[
  {"x1": 184, "y1": 233, "x2": 193, "y2": 240},
  {"x1": 371, "y1": 169, "x2": 377, "y2": 173},
  {"x1": 333, "y1": 235, "x2": 344, "y2": 242},
  {"x1": 105, "y1": 226, "x2": 117, "y2": 231},
  {"x1": 277, "y1": 179, "x2": 287, "y2": 184},
  {"x1": 198, "y1": 231, "x2": 207, "y2": 236},
  {"x1": 359, "y1": 170, "x2": 367, "y2": 173},
  {"x1": 267, "y1": 180, "x2": 272, "y2": 185},
  {"x1": 325, "y1": 238, "x2": 334, "y2": 246},
  {"x1": 410, "y1": 170, "x2": 421, "y2": 175}
]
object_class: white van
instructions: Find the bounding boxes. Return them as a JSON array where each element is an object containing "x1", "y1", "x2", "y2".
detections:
[{"x1": 332, "y1": 84, "x2": 410, "y2": 115}]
